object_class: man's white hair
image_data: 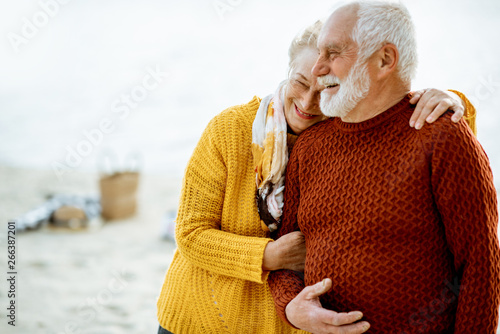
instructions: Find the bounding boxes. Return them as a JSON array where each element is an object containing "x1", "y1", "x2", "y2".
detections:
[{"x1": 350, "y1": 1, "x2": 418, "y2": 85}]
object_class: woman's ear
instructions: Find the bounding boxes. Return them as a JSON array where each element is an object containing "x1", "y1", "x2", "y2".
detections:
[{"x1": 377, "y1": 43, "x2": 399, "y2": 79}]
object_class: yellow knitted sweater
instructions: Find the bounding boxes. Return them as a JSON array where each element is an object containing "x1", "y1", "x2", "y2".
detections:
[{"x1": 157, "y1": 96, "x2": 306, "y2": 334}]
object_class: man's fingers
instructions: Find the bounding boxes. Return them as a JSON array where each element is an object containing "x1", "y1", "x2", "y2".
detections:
[
  {"x1": 306, "y1": 278, "x2": 332, "y2": 299},
  {"x1": 324, "y1": 320, "x2": 371, "y2": 334},
  {"x1": 292, "y1": 280, "x2": 369, "y2": 334},
  {"x1": 311, "y1": 308, "x2": 368, "y2": 334},
  {"x1": 328, "y1": 311, "x2": 364, "y2": 326}
]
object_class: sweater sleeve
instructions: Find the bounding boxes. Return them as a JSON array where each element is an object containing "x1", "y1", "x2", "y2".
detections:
[
  {"x1": 430, "y1": 118, "x2": 500, "y2": 333},
  {"x1": 175, "y1": 112, "x2": 272, "y2": 284},
  {"x1": 268, "y1": 143, "x2": 306, "y2": 326},
  {"x1": 448, "y1": 89, "x2": 477, "y2": 136}
]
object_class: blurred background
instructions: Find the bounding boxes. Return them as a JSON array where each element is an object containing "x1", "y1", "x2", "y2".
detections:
[{"x1": 0, "y1": 0, "x2": 499, "y2": 333}]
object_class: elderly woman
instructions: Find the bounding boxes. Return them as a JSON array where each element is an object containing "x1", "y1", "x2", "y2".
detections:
[{"x1": 156, "y1": 21, "x2": 476, "y2": 334}]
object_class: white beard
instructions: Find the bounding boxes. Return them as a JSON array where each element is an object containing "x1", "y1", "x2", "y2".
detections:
[{"x1": 319, "y1": 59, "x2": 371, "y2": 118}]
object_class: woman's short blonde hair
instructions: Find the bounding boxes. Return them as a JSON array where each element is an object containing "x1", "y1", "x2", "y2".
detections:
[{"x1": 287, "y1": 20, "x2": 323, "y2": 77}]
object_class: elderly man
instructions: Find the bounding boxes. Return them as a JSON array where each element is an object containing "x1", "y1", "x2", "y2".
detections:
[{"x1": 268, "y1": 2, "x2": 500, "y2": 334}]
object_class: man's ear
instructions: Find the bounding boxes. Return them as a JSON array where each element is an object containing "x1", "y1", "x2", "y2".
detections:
[{"x1": 376, "y1": 43, "x2": 399, "y2": 79}]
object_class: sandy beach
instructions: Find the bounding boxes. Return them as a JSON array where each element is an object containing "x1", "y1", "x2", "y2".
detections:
[
  {"x1": 1, "y1": 164, "x2": 499, "y2": 334},
  {"x1": 0, "y1": 165, "x2": 181, "y2": 334}
]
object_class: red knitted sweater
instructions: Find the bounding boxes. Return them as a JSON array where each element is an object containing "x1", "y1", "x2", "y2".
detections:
[{"x1": 269, "y1": 95, "x2": 500, "y2": 333}]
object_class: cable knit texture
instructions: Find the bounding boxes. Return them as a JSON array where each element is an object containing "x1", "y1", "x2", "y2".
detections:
[
  {"x1": 156, "y1": 97, "x2": 306, "y2": 334},
  {"x1": 269, "y1": 95, "x2": 500, "y2": 333}
]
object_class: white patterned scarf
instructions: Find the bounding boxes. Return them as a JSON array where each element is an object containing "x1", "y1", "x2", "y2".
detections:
[{"x1": 251, "y1": 82, "x2": 288, "y2": 232}]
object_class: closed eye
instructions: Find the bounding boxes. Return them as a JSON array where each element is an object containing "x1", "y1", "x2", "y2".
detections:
[
  {"x1": 329, "y1": 50, "x2": 340, "y2": 58},
  {"x1": 295, "y1": 80, "x2": 309, "y2": 89}
]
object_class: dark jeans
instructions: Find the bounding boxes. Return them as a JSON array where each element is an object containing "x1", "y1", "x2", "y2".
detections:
[{"x1": 158, "y1": 325, "x2": 174, "y2": 334}]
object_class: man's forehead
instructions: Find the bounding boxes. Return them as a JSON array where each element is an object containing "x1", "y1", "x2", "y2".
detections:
[
  {"x1": 318, "y1": 6, "x2": 358, "y2": 49},
  {"x1": 317, "y1": 26, "x2": 352, "y2": 50},
  {"x1": 317, "y1": 35, "x2": 346, "y2": 51}
]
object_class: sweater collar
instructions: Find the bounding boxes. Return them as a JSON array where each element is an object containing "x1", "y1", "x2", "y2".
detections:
[{"x1": 331, "y1": 94, "x2": 413, "y2": 132}]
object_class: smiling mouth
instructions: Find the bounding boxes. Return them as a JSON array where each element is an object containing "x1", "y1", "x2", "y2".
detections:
[
  {"x1": 295, "y1": 104, "x2": 319, "y2": 119},
  {"x1": 325, "y1": 83, "x2": 340, "y2": 89}
]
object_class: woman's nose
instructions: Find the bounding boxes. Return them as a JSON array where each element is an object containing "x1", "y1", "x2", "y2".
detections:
[{"x1": 302, "y1": 91, "x2": 318, "y2": 111}]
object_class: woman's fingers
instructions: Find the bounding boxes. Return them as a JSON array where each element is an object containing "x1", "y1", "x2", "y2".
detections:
[
  {"x1": 409, "y1": 89, "x2": 430, "y2": 128},
  {"x1": 422, "y1": 99, "x2": 452, "y2": 124},
  {"x1": 411, "y1": 88, "x2": 466, "y2": 129},
  {"x1": 409, "y1": 89, "x2": 424, "y2": 105}
]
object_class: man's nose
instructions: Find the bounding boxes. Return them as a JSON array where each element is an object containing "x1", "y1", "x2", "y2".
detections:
[{"x1": 312, "y1": 56, "x2": 329, "y2": 77}]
